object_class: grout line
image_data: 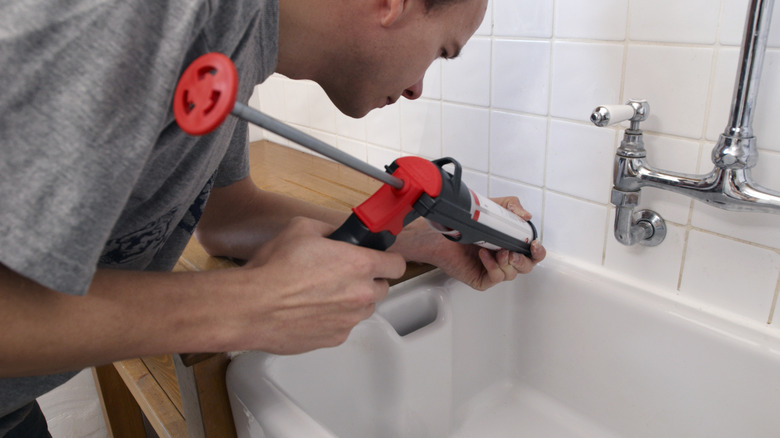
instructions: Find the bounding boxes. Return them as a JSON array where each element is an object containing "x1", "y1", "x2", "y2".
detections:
[
  {"x1": 601, "y1": 204, "x2": 611, "y2": 267},
  {"x1": 676, "y1": 227, "x2": 692, "y2": 292},
  {"x1": 768, "y1": 273, "x2": 780, "y2": 325}
]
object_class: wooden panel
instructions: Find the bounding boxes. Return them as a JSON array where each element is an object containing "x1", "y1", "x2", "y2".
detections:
[
  {"x1": 113, "y1": 359, "x2": 188, "y2": 438},
  {"x1": 249, "y1": 140, "x2": 380, "y2": 210},
  {"x1": 93, "y1": 365, "x2": 146, "y2": 438},
  {"x1": 141, "y1": 355, "x2": 183, "y2": 416},
  {"x1": 192, "y1": 354, "x2": 238, "y2": 438}
]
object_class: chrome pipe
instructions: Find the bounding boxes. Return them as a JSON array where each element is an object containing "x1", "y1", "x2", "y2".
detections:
[
  {"x1": 593, "y1": 0, "x2": 780, "y2": 247},
  {"x1": 714, "y1": 0, "x2": 775, "y2": 169}
]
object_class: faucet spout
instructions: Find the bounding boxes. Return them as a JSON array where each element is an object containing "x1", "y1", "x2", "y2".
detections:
[
  {"x1": 623, "y1": 161, "x2": 780, "y2": 214},
  {"x1": 720, "y1": 168, "x2": 780, "y2": 213}
]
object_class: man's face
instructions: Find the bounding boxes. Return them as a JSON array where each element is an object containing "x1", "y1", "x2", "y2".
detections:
[{"x1": 321, "y1": 0, "x2": 488, "y2": 118}]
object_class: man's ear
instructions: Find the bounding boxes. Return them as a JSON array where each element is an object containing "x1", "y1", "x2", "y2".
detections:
[{"x1": 380, "y1": 0, "x2": 409, "y2": 27}]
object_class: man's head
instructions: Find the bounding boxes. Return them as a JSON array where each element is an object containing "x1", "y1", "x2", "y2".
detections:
[{"x1": 276, "y1": 0, "x2": 488, "y2": 118}]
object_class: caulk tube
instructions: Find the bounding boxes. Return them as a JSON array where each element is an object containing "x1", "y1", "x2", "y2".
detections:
[
  {"x1": 425, "y1": 189, "x2": 537, "y2": 252},
  {"x1": 413, "y1": 157, "x2": 538, "y2": 257},
  {"x1": 464, "y1": 189, "x2": 536, "y2": 251}
]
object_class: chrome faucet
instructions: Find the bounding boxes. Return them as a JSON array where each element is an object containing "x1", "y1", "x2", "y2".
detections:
[{"x1": 590, "y1": 0, "x2": 780, "y2": 247}]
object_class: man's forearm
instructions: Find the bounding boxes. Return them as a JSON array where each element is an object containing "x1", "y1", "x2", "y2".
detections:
[
  {"x1": 0, "y1": 264, "x2": 239, "y2": 377},
  {"x1": 1, "y1": 213, "x2": 409, "y2": 377},
  {"x1": 195, "y1": 178, "x2": 348, "y2": 260}
]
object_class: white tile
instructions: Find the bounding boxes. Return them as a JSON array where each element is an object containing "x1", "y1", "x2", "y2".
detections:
[
  {"x1": 720, "y1": 0, "x2": 750, "y2": 45},
  {"x1": 604, "y1": 211, "x2": 687, "y2": 292},
  {"x1": 335, "y1": 111, "x2": 366, "y2": 141},
  {"x1": 336, "y1": 137, "x2": 368, "y2": 163},
  {"x1": 554, "y1": 0, "x2": 628, "y2": 40},
  {"x1": 772, "y1": 7, "x2": 780, "y2": 48},
  {"x1": 255, "y1": 76, "x2": 286, "y2": 120},
  {"x1": 542, "y1": 191, "x2": 608, "y2": 265},
  {"x1": 752, "y1": 49, "x2": 780, "y2": 152},
  {"x1": 307, "y1": 83, "x2": 337, "y2": 134},
  {"x1": 637, "y1": 134, "x2": 702, "y2": 225},
  {"x1": 247, "y1": 86, "x2": 264, "y2": 142},
  {"x1": 629, "y1": 0, "x2": 719, "y2": 44},
  {"x1": 365, "y1": 104, "x2": 401, "y2": 150},
  {"x1": 400, "y1": 99, "x2": 442, "y2": 159},
  {"x1": 422, "y1": 60, "x2": 442, "y2": 100},
  {"x1": 442, "y1": 103, "x2": 490, "y2": 172},
  {"x1": 462, "y1": 169, "x2": 489, "y2": 197},
  {"x1": 489, "y1": 111, "x2": 547, "y2": 187},
  {"x1": 489, "y1": 177, "x2": 544, "y2": 225},
  {"x1": 442, "y1": 38, "x2": 491, "y2": 107},
  {"x1": 679, "y1": 230, "x2": 780, "y2": 323},
  {"x1": 366, "y1": 145, "x2": 401, "y2": 171},
  {"x1": 720, "y1": 0, "x2": 780, "y2": 48},
  {"x1": 691, "y1": 201, "x2": 780, "y2": 250},
  {"x1": 706, "y1": 47, "x2": 739, "y2": 141},
  {"x1": 722, "y1": 0, "x2": 780, "y2": 47},
  {"x1": 493, "y1": 0, "x2": 553, "y2": 37},
  {"x1": 283, "y1": 79, "x2": 311, "y2": 126},
  {"x1": 492, "y1": 40, "x2": 551, "y2": 115},
  {"x1": 550, "y1": 42, "x2": 624, "y2": 122},
  {"x1": 546, "y1": 120, "x2": 615, "y2": 204},
  {"x1": 751, "y1": 150, "x2": 780, "y2": 194},
  {"x1": 623, "y1": 45, "x2": 714, "y2": 138}
]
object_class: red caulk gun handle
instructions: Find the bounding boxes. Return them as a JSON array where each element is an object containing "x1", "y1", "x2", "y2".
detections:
[{"x1": 327, "y1": 157, "x2": 444, "y2": 250}]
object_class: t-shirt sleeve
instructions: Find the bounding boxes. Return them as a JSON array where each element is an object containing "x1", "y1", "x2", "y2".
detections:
[
  {"x1": 214, "y1": 121, "x2": 252, "y2": 188},
  {"x1": 0, "y1": 0, "x2": 207, "y2": 295}
]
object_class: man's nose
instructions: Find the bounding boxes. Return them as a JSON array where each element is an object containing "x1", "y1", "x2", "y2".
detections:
[{"x1": 402, "y1": 78, "x2": 424, "y2": 100}]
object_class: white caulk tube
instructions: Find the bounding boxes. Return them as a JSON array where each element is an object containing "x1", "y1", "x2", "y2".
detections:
[{"x1": 426, "y1": 189, "x2": 536, "y2": 251}]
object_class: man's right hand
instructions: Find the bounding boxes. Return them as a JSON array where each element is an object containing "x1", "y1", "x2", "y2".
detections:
[{"x1": 224, "y1": 216, "x2": 406, "y2": 354}]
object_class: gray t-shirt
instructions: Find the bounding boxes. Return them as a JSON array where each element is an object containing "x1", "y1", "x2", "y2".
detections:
[{"x1": 0, "y1": 0, "x2": 279, "y2": 426}]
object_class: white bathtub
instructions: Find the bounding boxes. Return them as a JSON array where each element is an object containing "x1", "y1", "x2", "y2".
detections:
[{"x1": 226, "y1": 254, "x2": 780, "y2": 438}]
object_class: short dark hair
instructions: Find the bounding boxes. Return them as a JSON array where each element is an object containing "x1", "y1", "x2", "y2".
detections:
[{"x1": 423, "y1": 0, "x2": 466, "y2": 13}]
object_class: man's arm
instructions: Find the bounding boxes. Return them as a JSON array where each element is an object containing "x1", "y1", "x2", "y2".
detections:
[
  {"x1": 196, "y1": 176, "x2": 546, "y2": 291},
  {"x1": 194, "y1": 177, "x2": 349, "y2": 260},
  {"x1": 0, "y1": 216, "x2": 406, "y2": 378}
]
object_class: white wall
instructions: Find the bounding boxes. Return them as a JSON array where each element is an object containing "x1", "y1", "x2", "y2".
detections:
[{"x1": 248, "y1": 0, "x2": 780, "y2": 328}]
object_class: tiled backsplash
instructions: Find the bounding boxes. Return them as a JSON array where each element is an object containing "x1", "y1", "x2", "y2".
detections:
[{"x1": 248, "y1": 0, "x2": 780, "y2": 327}]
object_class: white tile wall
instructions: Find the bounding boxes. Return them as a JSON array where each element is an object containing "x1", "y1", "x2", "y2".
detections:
[
  {"x1": 442, "y1": 37, "x2": 492, "y2": 107},
  {"x1": 249, "y1": 0, "x2": 780, "y2": 326},
  {"x1": 492, "y1": 39, "x2": 551, "y2": 115},
  {"x1": 628, "y1": 0, "x2": 720, "y2": 44}
]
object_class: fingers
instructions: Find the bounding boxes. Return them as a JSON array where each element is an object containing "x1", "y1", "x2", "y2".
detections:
[
  {"x1": 530, "y1": 239, "x2": 546, "y2": 263},
  {"x1": 371, "y1": 251, "x2": 407, "y2": 280},
  {"x1": 506, "y1": 201, "x2": 532, "y2": 221},
  {"x1": 493, "y1": 196, "x2": 532, "y2": 221},
  {"x1": 478, "y1": 240, "x2": 546, "y2": 287}
]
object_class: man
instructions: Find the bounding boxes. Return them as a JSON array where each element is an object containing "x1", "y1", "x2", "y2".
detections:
[{"x1": 0, "y1": 0, "x2": 545, "y2": 434}]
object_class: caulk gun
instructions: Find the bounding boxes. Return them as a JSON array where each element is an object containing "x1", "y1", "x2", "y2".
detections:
[{"x1": 173, "y1": 53, "x2": 537, "y2": 256}]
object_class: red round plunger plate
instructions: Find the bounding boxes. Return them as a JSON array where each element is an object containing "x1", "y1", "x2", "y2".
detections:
[{"x1": 173, "y1": 52, "x2": 238, "y2": 136}]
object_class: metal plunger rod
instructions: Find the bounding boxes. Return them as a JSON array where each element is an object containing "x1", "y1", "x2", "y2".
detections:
[{"x1": 232, "y1": 102, "x2": 404, "y2": 189}]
